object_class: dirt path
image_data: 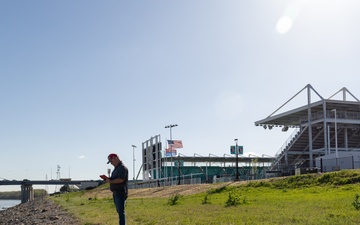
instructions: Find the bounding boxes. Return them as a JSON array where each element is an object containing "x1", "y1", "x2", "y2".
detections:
[
  {"x1": 85, "y1": 181, "x2": 248, "y2": 199},
  {"x1": 128, "y1": 182, "x2": 230, "y2": 198}
]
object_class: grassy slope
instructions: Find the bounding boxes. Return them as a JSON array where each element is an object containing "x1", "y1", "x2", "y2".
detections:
[{"x1": 51, "y1": 169, "x2": 360, "y2": 225}]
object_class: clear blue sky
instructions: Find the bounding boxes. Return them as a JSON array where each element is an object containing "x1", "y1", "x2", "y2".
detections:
[{"x1": 1, "y1": 1, "x2": 360, "y2": 192}]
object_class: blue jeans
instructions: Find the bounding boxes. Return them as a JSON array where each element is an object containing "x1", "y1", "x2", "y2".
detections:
[{"x1": 113, "y1": 191, "x2": 127, "y2": 225}]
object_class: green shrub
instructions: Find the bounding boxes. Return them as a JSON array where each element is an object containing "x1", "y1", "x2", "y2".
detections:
[
  {"x1": 352, "y1": 194, "x2": 360, "y2": 210},
  {"x1": 207, "y1": 185, "x2": 228, "y2": 194},
  {"x1": 317, "y1": 173, "x2": 333, "y2": 184},
  {"x1": 245, "y1": 180, "x2": 270, "y2": 188},
  {"x1": 167, "y1": 193, "x2": 181, "y2": 205},
  {"x1": 202, "y1": 194, "x2": 211, "y2": 205},
  {"x1": 225, "y1": 189, "x2": 246, "y2": 207}
]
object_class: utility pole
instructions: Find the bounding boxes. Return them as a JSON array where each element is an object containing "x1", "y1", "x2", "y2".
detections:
[
  {"x1": 132, "y1": 145, "x2": 137, "y2": 181},
  {"x1": 56, "y1": 165, "x2": 61, "y2": 180}
]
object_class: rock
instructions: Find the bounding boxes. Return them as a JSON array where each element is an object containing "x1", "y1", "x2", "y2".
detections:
[{"x1": 0, "y1": 198, "x2": 80, "y2": 225}]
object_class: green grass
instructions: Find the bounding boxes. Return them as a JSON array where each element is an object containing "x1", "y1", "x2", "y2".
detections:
[{"x1": 51, "y1": 170, "x2": 360, "y2": 225}]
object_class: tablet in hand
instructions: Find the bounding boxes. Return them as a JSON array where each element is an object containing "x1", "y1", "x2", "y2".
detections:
[{"x1": 100, "y1": 175, "x2": 108, "y2": 180}]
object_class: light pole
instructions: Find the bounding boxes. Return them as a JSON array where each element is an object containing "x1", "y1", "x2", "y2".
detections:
[
  {"x1": 234, "y1": 138, "x2": 239, "y2": 181},
  {"x1": 205, "y1": 161, "x2": 208, "y2": 182},
  {"x1": 177, "y1": 155, "x2": 181, "y2": 185},
  {"x1": 165, "y1": 124, "x2": 178, "y2": 181},
  {"x1": 331, "y1": 109, "x2": 338, "y2": 167},
  {"x1": 132, "y1": 145, "x2": 137, "y2": 181}
]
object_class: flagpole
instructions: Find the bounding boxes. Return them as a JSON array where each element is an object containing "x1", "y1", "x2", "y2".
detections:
[
  {"x1": 165, "y1": 124, "x2": 178, "y2": 185},
  {"x1": 170, "y1": 129, "x2": 173, "y2": 182}
]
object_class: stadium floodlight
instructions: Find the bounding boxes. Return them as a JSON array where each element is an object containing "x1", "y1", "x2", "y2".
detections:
[
  {"x1": 165, "y1": 124, "x2": 178, "y2": 181},
  {"x1": 234, "y1": 139, "x2": 239, "y2": 181}
]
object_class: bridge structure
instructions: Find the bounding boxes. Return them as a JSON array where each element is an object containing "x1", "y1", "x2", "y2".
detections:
[{"x1": 0, "y1": 180, "x2": 101, "y2": 203}]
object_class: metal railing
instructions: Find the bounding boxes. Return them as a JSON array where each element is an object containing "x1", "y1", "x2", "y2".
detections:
[
  {"x1": 271, "y1": 128, "x2": 302, "y2": 171},
  {"x1": 128, "y1": 174, "x2": 203, "y2": 189}
]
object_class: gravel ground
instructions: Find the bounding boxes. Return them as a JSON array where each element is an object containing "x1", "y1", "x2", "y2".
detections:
[{"x1": 0, "y1": 198, "x2": 81, "y2": 225}]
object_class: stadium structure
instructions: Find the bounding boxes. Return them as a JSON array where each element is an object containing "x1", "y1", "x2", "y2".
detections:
[
  {"x1": 255, "y1": 84, "x2": 360, "y2": 175},
  {"x1": 136, "y1": 84, "x2": 360, "y2": 187},
  {"x1": 137, "y1": 135, "x2": 274, "y2": 187}
]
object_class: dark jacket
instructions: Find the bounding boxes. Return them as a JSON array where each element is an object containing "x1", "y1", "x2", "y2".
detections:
[{"x1": 110, "y1": 161, "x2": 128, "y2": 197}]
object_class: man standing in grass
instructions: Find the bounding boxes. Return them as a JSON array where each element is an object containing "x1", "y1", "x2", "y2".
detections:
[{"x1": 105, "y1": 153, "x2": 128, "y2": 225}]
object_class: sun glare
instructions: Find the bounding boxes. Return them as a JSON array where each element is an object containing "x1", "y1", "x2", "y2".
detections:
[
  {"x1": 275, "y1": 0, "x2": 310, "y2": 35},
  {"x1": 276, "y1": 16, "x2": 294, "y2": 34}
]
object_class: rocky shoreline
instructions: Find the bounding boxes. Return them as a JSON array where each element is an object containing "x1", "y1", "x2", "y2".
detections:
[{"x1": 0, "y1": 198, "x2": 81, "y2": 225}]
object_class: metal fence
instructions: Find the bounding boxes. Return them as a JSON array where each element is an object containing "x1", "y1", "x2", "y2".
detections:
[
  {"x1": 128, "y1": 172, "x2": 269, "y2": 189},
  {"x1": 128, "y1": 174, "x2": 203, "y2": 189},
  {"x1": 316, "y1": 155, "x2": 360, "y2": 173}
]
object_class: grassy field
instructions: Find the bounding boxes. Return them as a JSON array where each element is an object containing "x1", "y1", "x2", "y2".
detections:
[{"x1": 51, "y1": 170, "x2": 360, "y2": 225}]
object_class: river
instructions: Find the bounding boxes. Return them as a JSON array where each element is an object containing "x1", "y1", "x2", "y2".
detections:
[{"x1": 0, "y1": 199, "x2": 21, "y2": 211}]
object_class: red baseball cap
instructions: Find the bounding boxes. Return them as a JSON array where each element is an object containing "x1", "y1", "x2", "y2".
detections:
[{"x1": 107, "y1": 153, "x2": 118, "y2": 164}]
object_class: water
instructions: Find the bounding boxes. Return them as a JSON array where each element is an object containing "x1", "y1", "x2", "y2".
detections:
[{"x1": 0, "y1": 199, "x2": 21, "y2": 211}]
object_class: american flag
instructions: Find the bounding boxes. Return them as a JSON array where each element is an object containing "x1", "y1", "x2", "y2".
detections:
[
  {"x1": 165, "y1": 148, "x2": 177, "y2": 153},
  {"x1": 167, "y1": 140, "x2": 183, "y2": 148},
  {"x1": 165, "y1": 148, "x2": 177, "y2": 157}
]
